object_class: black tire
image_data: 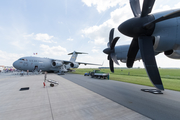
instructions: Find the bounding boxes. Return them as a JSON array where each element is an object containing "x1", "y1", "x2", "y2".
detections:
[{"x1": 50, "y1": 84, "x2": 54, "y2": 87}]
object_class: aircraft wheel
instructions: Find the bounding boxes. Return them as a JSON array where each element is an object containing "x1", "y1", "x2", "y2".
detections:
[{"x1": 50, "y1": 84, "x2": 54, "y2": 87}]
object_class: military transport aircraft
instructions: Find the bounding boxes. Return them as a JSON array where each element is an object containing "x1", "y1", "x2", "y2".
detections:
[
  {"x1": 103, "y1": 0, "x2": 180, "y2": 90},
  {"x1": 13, "y1": 51, "x2": 101, "y2": 73}
]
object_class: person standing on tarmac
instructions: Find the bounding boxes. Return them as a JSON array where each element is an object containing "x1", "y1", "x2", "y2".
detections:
[
  {"x1": 43, "y1": 71, "x2": 47, "y2": 88},
  {"x1": 21, "y1": 70, "x2": 24, "y2": 76}
]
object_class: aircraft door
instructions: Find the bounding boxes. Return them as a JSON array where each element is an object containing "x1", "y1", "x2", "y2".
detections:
[{"x1": 33, "y1": 66, "x2": 38, "y2": 72}]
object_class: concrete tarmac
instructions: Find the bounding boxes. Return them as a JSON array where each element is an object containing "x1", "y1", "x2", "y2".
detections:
[
  {"x1": 0, "y1": 73, "x2": 150, "y2": 120},
  {"x1": 62, "y1": 73, "x2": 180, "y2": 120}
]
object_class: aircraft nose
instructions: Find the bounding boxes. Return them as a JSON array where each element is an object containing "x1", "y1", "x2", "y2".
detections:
[{"x1": 13, "y1": 61, "x2": 18, "y2": 69}]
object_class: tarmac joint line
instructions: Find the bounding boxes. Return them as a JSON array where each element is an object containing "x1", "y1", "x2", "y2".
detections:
[{"x1": 46, "y1": 87, "x2": 54, "y2": 120}]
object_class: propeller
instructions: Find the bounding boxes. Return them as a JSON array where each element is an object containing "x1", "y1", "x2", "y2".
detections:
[
  {"x1": 117, "y1": 0, "x2": 180, "y2": 90},
  {"x1": 103, "y1": 28, "x2": 120, "y2": 73}
]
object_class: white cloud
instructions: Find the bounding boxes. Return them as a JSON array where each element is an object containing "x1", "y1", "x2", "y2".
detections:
[
  {"x1": 11, "y1": 33, "x2": 57, "y2": 50},
  {"x1": 81, "y1": 35, "x2": 84, "y2": 38},
  {"x1": 92, "y1": 46, "x2": 100, "y2": 53},
  {"x1": 82, "y1": 0, "x2": 126, "y2": 13},
  {"x1": 10, "y1": 33, "x2": 31, "y2": 50},
  {"x1": 67, "y1": 38, "x2": 74, "y2": 41},
  {"x1": 0, "y1": 27, "x2": 31, "y2": 50},
  {"x1": 0, "y1": 50, "x2": 24, "y2": 66},
  {"x1": 23, "y1": 33, "x2": 34, "y2": 39},
  {"x1": 150, "y1": 1, "x2": 180, "y2": 13},
  {"x1": 92, "y1": 49, "x2": 98, "y2": 53},
  {"x1": 174, "y1": 2, "x2": 180, "y2": 8},
  {"x1": 23, "y1": 33, "x2": 57, "y2": 43},
  {"x1": 82, "y1": 3, "x2": 132, "y2": 46},
  {"x1": 40, "y1": 44, "x2": 67, "y2": 56},
  {"x1": 35, "y1": 33, "x2": 56, "y2": 43}
]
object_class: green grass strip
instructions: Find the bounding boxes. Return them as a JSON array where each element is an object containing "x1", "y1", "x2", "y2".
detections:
[{"x1": 72, "y1": 68, "x2": 180, "y2": 91}]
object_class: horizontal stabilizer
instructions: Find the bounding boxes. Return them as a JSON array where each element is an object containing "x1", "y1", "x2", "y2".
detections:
[{"x1": 68, "y1": 51, "x2": 88, "y2": 55}]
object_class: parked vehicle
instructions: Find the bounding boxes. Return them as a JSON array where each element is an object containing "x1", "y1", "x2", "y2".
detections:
[
  {"x1": 84, "y1": 71, "x2": 91, "y2": 76},
  {"x1": 90, "y1": 70, "x2": 109, "y2": 79}
]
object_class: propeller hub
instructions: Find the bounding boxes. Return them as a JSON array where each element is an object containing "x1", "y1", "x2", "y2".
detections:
[
  {"x1": 103, "y1": 48, "x2": 114, "y2": 54},
  {"x1": 118, "y1": 15, "x2": 155, "y2": 38}
]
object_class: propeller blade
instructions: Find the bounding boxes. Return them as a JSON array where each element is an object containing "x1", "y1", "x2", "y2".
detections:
[
  {"x1": 107, "y1": 42, "x2": 110, "y2": 48},
  {"x1": 141, "y1": 0, "x2": 155, "y2": 17},
  {"x1": 111, "y1": 53, "x2": 119, "y2": 65},
  {"x1": 109, "y1": 28, "x2": 115, "y2": 43},
  {"x1": 107, "y1": 54, "x2": 110, "y2": 60},
  {"x1": 144, "y1": 9, "x2": 180, "y2": 29},
  {"x1": 109, "y1": 57, "x2": 114, "y2": 73},
  {"x1": 127, "y1": 38, "x2": 139, "y2": 68},
  {"x1": 130, "y1": 0, "x2": 141, "y2": 17},
  {"x1": 110, "y1": 37, "x2": 120, "y2": 50},
  {"x1": 138, "y1": 36, "x2": 164, "y2": 90}
]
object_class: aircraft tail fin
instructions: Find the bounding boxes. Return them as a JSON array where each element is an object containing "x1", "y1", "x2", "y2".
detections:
[{"x1": 68, "y1": 51, "x2": 88, "y2": 62}]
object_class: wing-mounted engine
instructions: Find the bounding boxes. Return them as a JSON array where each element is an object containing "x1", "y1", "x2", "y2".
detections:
[
  {"x1": 52, "y1": 61, "x2": 63, "y2": 67},
  {"x1": 70, "y1": 62, "x2": 79, "y2": 68},
  {"x1": 164, "y1": 49, "x2": 180, "y2": 59}
]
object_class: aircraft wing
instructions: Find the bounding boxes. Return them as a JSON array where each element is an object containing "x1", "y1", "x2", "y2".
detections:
[
  {"x1": 51, "y1": 59, "x2": 71, "y2": 64},
  {"x1": 75, "y1": 61, "x2": 102, "y2": 66},
  {"x1": 51, "y1": 59, "x2": 102, "y2": 66},
  {"x1": 62, "y1": 60, "x2": 102, "y2": 66}
]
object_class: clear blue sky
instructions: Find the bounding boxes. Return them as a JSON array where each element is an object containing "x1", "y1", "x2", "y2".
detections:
[{"x1": 1, "y1": 0, "x2": 180, "y2": 68}]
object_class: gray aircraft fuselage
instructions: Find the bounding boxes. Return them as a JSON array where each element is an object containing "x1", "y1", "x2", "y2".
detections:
[{"x1": 13, "y1": 57, "x2": 59, "y2": 72}]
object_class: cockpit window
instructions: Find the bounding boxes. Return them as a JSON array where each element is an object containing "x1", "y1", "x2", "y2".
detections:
[{"x1": 19, "y1": 58, "x2": 25, "y2": 61}]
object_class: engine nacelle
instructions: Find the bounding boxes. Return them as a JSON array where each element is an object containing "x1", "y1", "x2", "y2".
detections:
[
  {"x1": 65, "y1": 64, "x2": 71, "y2": 70},
  {"x1": 70, "y1": 62, "x2": 79, "y2": 68},
  {"x1": 164, "y1": 49, "x2": 180, "y2": 59},
  {"x1": 52, "y1": 61, "x2": 63, "y2": 67}
]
